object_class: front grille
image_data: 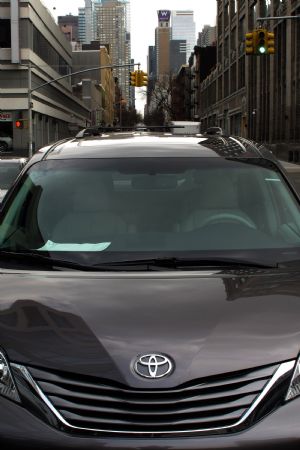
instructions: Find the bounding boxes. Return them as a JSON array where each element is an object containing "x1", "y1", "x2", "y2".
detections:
[{"x1": 26, "y1": 363, "x2": 281, "y2": 436}]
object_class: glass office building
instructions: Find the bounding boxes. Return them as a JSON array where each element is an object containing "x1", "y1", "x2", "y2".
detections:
[{"x1": 171, "y1": 11, "x2": 196, "y2": 63}]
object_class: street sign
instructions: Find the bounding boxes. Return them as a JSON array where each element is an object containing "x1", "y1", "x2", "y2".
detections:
[{"x1": 0, "y1": 113, "x2": 12, "y2": 122}]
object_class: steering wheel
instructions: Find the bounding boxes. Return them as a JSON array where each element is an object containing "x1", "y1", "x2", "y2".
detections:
[{"x1": 200, "y1": 213, "x2": 257, "y2": 229}]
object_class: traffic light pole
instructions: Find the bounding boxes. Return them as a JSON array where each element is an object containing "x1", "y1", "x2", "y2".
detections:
[
  {"x1": 27, "y1": 62, "x2": 140, "y2": 158},
  {"x1": 28, "y1": 62, "x2": 33, "y2": 159}
]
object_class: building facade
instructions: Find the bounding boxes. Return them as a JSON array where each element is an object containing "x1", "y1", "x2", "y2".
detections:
[
  {"x1": 199, "y1": 0, "x2": 300, "y2": 159},
  {"x1": 78, "y1": 7, "x2": 86, "y2": 43},
  {"x1": 170, "y1": 39, "x2": 187, "y2": 74},
  {"x1": 0, "y1": 0, "x2": 90, "y2": 155},
  {"x1": 94, "y1": 0, "x2": 132, "y2": 106},
  {"x1": 58, "y1": 14, "x2": 79, "y2": 43},
  {"x1": 155, "y1": 10, "x2": 171, "y2": 79},
  {"x1": 197, "y1": 25, "x2": 217, "y2": 47},
  {"x1": 171, "y1": 10, "x2": 196, "y2": 63},
  {"x1": 147, "y1": 8, "x2": 197, "y2": 118}
]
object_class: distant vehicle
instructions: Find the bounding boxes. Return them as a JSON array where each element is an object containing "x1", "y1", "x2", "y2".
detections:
[
  {"x1": 169, "y1": 121, "x2": 201, "y2": 135},
  {"x1": 0, "y1": 158, "x2": 27, "y2": 202},
  {"x1": 0, "y1": 132, "x2": 13, "y2": 152}
]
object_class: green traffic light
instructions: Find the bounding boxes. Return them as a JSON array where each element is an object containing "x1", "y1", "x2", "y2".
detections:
[{"x1": 258, "y1": 46, "x2": 266, "y2": 54}]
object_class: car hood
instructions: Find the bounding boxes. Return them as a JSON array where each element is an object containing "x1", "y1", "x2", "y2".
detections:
[{"x1": 0, "y1": 268, "x2": 300, "y2": 387}]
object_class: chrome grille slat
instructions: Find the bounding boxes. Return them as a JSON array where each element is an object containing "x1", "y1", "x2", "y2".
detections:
[
  {"x1": 29, "y1": 365, "x2": 275, "y2": 394},
  {"x1": 38, "y1": 379, "x2": 267, "y2": 403},
  {"x1": 61, "y1": 408, "x2": 245, "y2": 426},
  {"x1": 48, "y1": 393, "x2": 256, "y2": 414},
  {"x1": 26, "y1": 363, "x2": 282, "y2": 435}
]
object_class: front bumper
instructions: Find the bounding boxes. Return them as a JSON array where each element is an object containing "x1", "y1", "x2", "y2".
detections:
[{"x1": 1, "y1": 395, "x2": 300, "y2": 450}]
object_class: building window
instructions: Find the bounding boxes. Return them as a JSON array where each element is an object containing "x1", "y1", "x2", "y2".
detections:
[
  {"x1": 224, "y1": 3, "x2": 229, "y2": 28},
  {"x1": 230, "y1": 0, "x2": 238, "y2": 18},
  {"x1": 238, "y1": 56, "x2": 245, "y2": 89},
  {"x1": 238, "y1": 16, "x2": 245, "y2": 42},
  {"x1": 218, "y1": 13, "x2": 222, "y2": 37},
  {"x1": 32, "y1": 26, "x2": 70, "y2": 76},
  {"x1": 0, "y1": 20, "x2": 11, "y2": 48},
  {"x1": 249, "y1": 3, "x2": 258, "y2": 29},
  {"x1": 231, "y1": 62, "x2": 237, "y2": 94},
  {"x1": 263, "y1": 0, "x2": 272, "y2": 16},
  {"x1": 224, "y1": 69, "x2": 229, "y2": 98}
]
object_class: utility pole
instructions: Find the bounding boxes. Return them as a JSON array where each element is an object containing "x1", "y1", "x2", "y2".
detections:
[
  {"x1": 27, "y1": 62, "x2": 33, "y2": 159},
  {"x1": 27, "y1": 62, "x2": 140, "y2": 158}
]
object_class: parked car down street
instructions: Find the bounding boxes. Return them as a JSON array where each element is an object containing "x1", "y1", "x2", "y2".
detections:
[{"x1": 0, "y1": 158, "x2": 27, "y2": 202}]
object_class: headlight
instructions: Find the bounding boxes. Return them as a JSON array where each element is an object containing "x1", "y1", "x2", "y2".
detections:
[
  {"x1": 0, "y1": 350, "x2": 20, "y2": 402},
  {"x1": 286, "y1": 357, "x2": 300, "y2": 401}
]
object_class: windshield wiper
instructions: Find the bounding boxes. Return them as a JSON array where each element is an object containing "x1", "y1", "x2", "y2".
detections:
[
  {"x1": 0, "y1": 250, "x2": 277, "y2": 272},
  {"x1": 0, "y1": 249, "x2": 99, "y2": 271},
  {"x1": 92, "y1": 257, "x2": 277, "y2": 270}
]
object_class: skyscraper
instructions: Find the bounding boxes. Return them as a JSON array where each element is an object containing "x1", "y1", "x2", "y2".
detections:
[
  {"x1": 78, "y1": 7, "x2": 86, "y2": 43},
  {"x1": 197, "y1": 25, "x2": 217, "y2": 47},
  {"x1": 58, "y1": 14, "x2": 79, "y2": 42},
  {"x1": 155, "y1": 10, "x2": 171, "y2": 79},
  {"x1": 171, "y1": 10, "x2": 196, "y2": 63},
  {"x1": 77, "y1": 0, "x2": 132, "y2": 106},
  {"x1": 94, "y1": 0, "x2": 132, "y2": 105}
]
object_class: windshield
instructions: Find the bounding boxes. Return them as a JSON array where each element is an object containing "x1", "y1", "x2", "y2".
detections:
[{"x1": 0, "y1": 157, "x2": 300, "y2": 266}]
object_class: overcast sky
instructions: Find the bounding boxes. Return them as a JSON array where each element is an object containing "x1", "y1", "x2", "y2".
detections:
[
  {"x1": 42, "y1": 0, "x2": 217, "y2": 112},
  {"x1": 43, "y1": 0, "x2": 216, "y2": 68}
]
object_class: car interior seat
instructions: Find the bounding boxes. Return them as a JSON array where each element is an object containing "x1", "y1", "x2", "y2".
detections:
[
  {"x1": 51, "y1": 173, "x2": 127, "y2": 243},
  {"x1": 180, "y1": 170, "x2": 256, "y2": 232}
]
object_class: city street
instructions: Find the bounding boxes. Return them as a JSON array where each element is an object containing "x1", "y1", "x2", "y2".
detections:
[{"x1": 0, "y1": 1, "x2": 299, "y2": 449}]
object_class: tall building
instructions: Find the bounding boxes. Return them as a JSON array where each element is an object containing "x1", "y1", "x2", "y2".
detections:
[
  {"x1": 170, "y1": 40, "x2": 187, "y2": 74},
  {"x1": 78, "y1": 0, "x2": 103, "y2": 45},
  {"x1": 72, "y1": 44, "x2": 115, "y2": 125},
  {"x1": 84, "y1": 0, "x2": 94, "y2": 44},
  {"x1": 199, "y1": 0, "x2": 300, "y2": 159},
  {"x1": 94, "y1": 0, "x2": 132, "y2": 105},
  {"x1": 171, "y1": 10, "x2": 196, "y2": 63},
  {"x1": 155, "y1": 10, "x2": 171, "y2": 78},
  {"x1": 58, "y1": 14, "x2": 79, "y2": 43},
  {"x1": 0, "y1": 0, "x2": 90, "y2": 154},
  {"x1": 78, "y1": 7, "x2": 86, "y2": 43},
  {"x1": 197, "y1": 25, "x2": 217, "y2": 47}
]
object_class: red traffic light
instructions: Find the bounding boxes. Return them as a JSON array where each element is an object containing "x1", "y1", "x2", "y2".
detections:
[{"x1": 15, "y1": 120, "x2": 24, "y2": 129}]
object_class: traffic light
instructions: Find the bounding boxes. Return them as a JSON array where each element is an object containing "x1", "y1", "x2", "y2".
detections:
[
  {"x1": 129, "y1": 71, "x2": 137, "y2": 87},
  {"x1": 135, "y1": 70, "x2": 142, "y2": 87},
  {"x1": 134, "y1": 70, "x2": 148, "y2": 87},
  {"x1": 130, "y1": 70, "x2": 148, "y2": 87},
  {"x1": 267, "y1": 31, "x2": 275, "y2": 54},
  {"x1": 256, "y1": 28, "x2": 268, "y2": 55},
  {"x1": 139, "y1": 71, "x2": 148, "y2": 87},
  {"x1": 245, "y1": 31, "x2": 256, "y2": 55},
  {"x1": 15, "y1": 119, "x2": 24, "y2": 129}
]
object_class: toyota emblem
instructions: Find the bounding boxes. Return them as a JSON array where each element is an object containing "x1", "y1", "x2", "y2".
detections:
[{"x1": 134, "y1": 354, "x2": 173, "y2": 379}]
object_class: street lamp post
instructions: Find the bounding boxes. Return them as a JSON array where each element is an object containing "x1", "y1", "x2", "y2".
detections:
[
  {"x1": 27, "y1": 62, "x2": 33, "y2": 158},
  {"x1": 26, "y1": 62, "x2": 139, "y2": 158}
]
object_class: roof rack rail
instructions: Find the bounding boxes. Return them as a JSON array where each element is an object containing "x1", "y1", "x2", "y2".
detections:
[{"x1": 75, "y1": 125, "x2": 185, "y2": 138}]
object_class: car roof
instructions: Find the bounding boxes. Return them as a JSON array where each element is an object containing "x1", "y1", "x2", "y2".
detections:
[{"x1": 34, "y1": 132, "x2": 277, "y2": 163}]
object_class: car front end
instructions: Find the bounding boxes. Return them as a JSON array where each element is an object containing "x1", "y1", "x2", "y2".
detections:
[{"x1": 1, "y1": 134, "x2": 300, "y2": 449}]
